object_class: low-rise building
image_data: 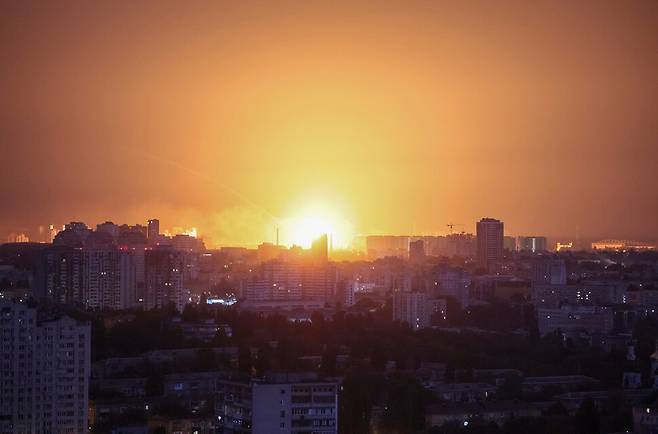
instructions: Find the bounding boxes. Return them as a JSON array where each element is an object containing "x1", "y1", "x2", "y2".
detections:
[
  {"x1": 432, "y1": 383, "x2": 496, "y2": 403},
  {"x1": 215, "y1": 372, "x2": 338, "y2": 434},
  {"x1": 425, "y1": 401, "x2": 541, "y2": 428},
  {"x1": 537, "y1": 305, "x2": 614, "y2": 337}
]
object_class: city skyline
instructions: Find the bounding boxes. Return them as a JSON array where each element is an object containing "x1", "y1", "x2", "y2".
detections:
[
  {"x1": 1, "y1": 1, "x2": 657, "y2": 247},
  {"x1": 6, "y1": 215, "x2": 657, "y2": 251},
  {"x1": 3, "y1": 2, "x2": 658, "y2": 434}
]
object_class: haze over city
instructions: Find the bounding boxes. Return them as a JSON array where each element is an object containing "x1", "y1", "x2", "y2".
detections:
[
  {"x1": 3, "y1": 3, "x2": 658, "y2": 434},
  {"x1": 1, "y1": 0, "x2": 657, "y2": 247}
]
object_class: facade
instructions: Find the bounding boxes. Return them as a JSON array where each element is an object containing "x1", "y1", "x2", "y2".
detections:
[
  {"x1": 392, "y1": 291, "x2": 446, "y2": 330},
  {"x1": 147, "y1": 219, "x2": 160, "y2": 245},
  {"x1": 426, "y1": 401, "x2": 541, "y2": 428},
  {"x1": 531, "y1": 283, "x2": 621, "y2": 307},
  {"x1": 517, "y1": 236, "x2": 547, "y2": 253},
  {"x1": 592, "y1": 239, "x2": 656, "y2": 251},
  {"x1": 442, "y1": 233, "x2": 477, "y2": 258},
  {"x1": 365, "y1": 236, "x2": 409, "y2": 260},
  {"x1": 431, "y1": 267, "x2": 471, "y2": 308},
  {"x1": 430, "y1": 267, "x2": 471, "y2": 308},
  {"x1": 0, "y1": 302, "x2": 90, "y2": 434},
  {"x1": 215, "y1": 374, "x2": 338, "y2": 434},
  {"x1": 503, "y1": 236, "x2": 516, "y2": 252},
  {"x1": 172, "y1": 234, "x2": 205, "y2": 252},
  {"x1": 311, "y1": 235, "x2": 328, "y2": 262},
  {"x1": 476, "y1": 218, "x2": 504, "y2": 270},
  {"x1": 531, "y1": 259, "x2": 567, "y2": 285},
  {"x1": 83, "y1": 248, "x2": 136, "y2": 310},
  {"x1": 409, "y1": 240, "x2": 425, "y2": 263},
  {"x1": 537, "y1": 305, "x2": 614, "y2": 337},
  {"x1": 34, "y1": 246, "x2": 84, "y2": 305},
  {"x1": 144, "y1": 246, "x2": 184, "y2": 311},
  {"x1": 64, "y1": 222, "x2": 92, "y2": 243},
  {"x1": 96, "y1": 221, "x2": 120, "y2": 240},
  {"x1": 244, "y1": 261, "x2": 337, "y2": 305}
]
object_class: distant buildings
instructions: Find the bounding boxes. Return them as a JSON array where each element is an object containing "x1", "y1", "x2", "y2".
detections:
[
  {"x1": 30, "y1": 219, "x2": 202, "y2": 311},
  {"x1": 311, "y1": 234, "x2": 329, "y2": 262},
  {"x1": 503, "y1": 236, "x2": 516, "y2": 252},
  {"x1": 244, "y1": 260, "x2": 337, "y2": 307},
  {"x1": 147, "y1": 219, "x2": 160, "y2": 245},
  {"x1": 409, "y1": 239, "x2": 425, "y2": 263},
  {"x1": 0, "y1": 302, "x2": 90, "y2": 434},
  {"x1": 476, "y1": 218, "x2": 504, "y2": 270},
  {"x1": 366, "y1": 234, "x2": 477, "y2": 260},
  {"x1": 144, "y1": 246, "x2": 184, "y2": 311},
  {"x1": 393, "y1": 291, "x2": 446, "y2": 330},
  {"x1": 257, "y1": 242, "x2": 284, "y2": 262},
  {"x1": 517, "y1": 236, "x2": 547, "y2": 253},
  {"x1": 65, "y1": 221, "x2": 92, "y2": 243},
  {"x1": 592, "y1": 239, "x2": 656, "y2": 251},
  {"x1": 83, "y1": 246, "x2": 136, "y2": 310},
  {"x1": 431, "y1": 267, "x2": 471, "y2": 308},
  {"x1": 531, "y1": 258, "x2": 567, "y2": 285},
  {"x1": 556, "y1": 242, "x2": 574, "y2": 252},
  {"x1": 5, "y1": 233, "x2": 29, "y2": 243},
  {"x1": 171, "y1": 234, "x2": 205, "y2": 252},
  {"x1": 34, "y1": 245, "x2": 84, "y2": 305},
  {"x1": 366, "y1": 236, "x2": 410, "y2": 259},
  {"x1": 537, "y1": 305, "x2": 614, "y2": 337},
  {"x1": 96, "y1": 221, "x2": 120, "y2": 239},
  {"x1": 215, "y1": 373, "x2": 338, "y2": 434}
]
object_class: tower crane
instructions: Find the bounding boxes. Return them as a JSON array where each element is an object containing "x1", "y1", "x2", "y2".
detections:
[{"x1": 446, "y1": 223, "x2": 464, "y2": 234}]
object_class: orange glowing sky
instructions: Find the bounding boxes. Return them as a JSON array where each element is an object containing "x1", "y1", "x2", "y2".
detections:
[{"x1": 1, "y1": 1, "x2": 657, "y2": 247}]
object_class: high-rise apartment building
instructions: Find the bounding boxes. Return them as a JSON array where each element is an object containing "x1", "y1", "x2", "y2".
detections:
[
  {"x1": 64, "y1": 221, "x2": 91, "y2": 243},
  {"x1": 34, "y1": 245, "x2": 84, "y2": 305},
  {"x1": 311, "y1": 234, "x2": 329, "y2": 262},
  {"x1": 476, "y1": 218, "x2": 504, "y2": 270},
  {"x1": 431, "y1": 267, "x2": 471, "y2": 308},
  {"x1": 0, "y1": 302, "x2": 90, "y2": 434},
  {"x1": 96, "y1": 221, "x2": 120, "y2": 240},
  {"x1": 144, "y1": 246, "x2": 184, "y2": 311},
  {"x1": 392, "y1": 291, "x2": 446, "y2": 330},
  {"x1": 244, "y1": 260, "x2": 337, "y2": 306},
  {"x1": 147, "y1": 219, "x2": 160, "y2": 244},
  {"x1": 83, "y1": 247, "x2": 136, "y2": 310},
  {"x1": 409, "y1": 239, "x2": 426, "y2": 263},
  {"x1": 531, "y1": 258, "x2": 567, "y2": 285}
]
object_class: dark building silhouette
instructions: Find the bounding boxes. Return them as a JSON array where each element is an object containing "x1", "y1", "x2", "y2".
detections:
[
  {"x1": 33, "y1": 245, "x2": 83, "y2": 305},
  {"x1": 409, "y1": 239, "x2": 426, "y2": 263},
  {"x1": 147, "y1": 218, "x2": 160, "y2": 244},
  {"x1": 144, "y1": 246, "x2": 184, "y2": 311},
  {"x1": 311, "y1": 233, "x2": 329, "y2": 262},
  {"x1": 476, "y1": 218, "x2": 504, "y2": 270}
]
